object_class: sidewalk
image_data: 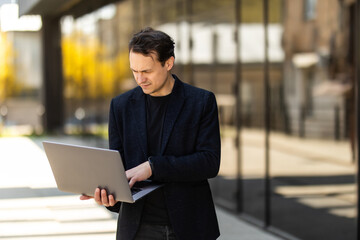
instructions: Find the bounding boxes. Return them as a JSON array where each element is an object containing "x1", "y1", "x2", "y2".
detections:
[{"x1": 0, "y1": 136, "x2": 281, "y2": 240}]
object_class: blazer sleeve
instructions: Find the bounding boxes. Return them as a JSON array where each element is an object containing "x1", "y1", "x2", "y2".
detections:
[
  {"x1": 106, "y1": 98, "x2": 123, "y2": 213},
  {"x1": 150, "y1": 92, "x2": 221, "y2": 182}
]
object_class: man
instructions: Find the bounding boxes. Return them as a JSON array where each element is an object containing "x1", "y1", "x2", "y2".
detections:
[{"x1": 81, "y1": 27, "x2": 221, "y2": 240}]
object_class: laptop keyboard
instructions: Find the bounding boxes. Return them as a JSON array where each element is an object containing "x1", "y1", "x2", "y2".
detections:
[
  {"x1": 130, "y1": 181, "x2": 152, "y2": 195},
  {"x1": 131, "y1": 187, "x2": 141, "y2": 195}
]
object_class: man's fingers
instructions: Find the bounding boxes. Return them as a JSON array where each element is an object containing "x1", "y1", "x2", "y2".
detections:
[
  {"x1": 109, "y1": 194, "x2": 116, "y2": 206},
  {"x1": 101, "y1": 189, "x2": 110, "y2": 206},
  {"x1": 125, "y1": 169, "x2": 133, "y2": 181},
  {"x1": 128, "y1": 177, "x2": 136, "y2": 188},
  {"x1": 87, "y1": 188, "x2": 117, "y2": 207},
  {"x1": 94, "y1": 188, "x2": 102, "y2": 205},
  {"x1": 80, "y1": 195, "x2": 93, "y2": 200},
  {"x1": 125, "y1": 162, "x2": 152, "y2": 188},
  {"x1": 126, "y1": 169, "x2": 136, "y2": 188}
]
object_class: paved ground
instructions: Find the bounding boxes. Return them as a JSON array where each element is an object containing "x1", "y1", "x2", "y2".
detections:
[
  {"x1": 216, "y1": 129, "x2": 356, "y2": 239},
  {"x1": 0, "y1": 136, "x2": 281, "y2": 240}
]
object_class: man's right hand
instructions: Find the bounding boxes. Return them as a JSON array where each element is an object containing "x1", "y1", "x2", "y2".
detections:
[
  {"x1": 80, "y1": 188, "x2": 117, "y2": 207},
  {"x1": 126, "y1": 161, "x2": 152, "y2": 188}
]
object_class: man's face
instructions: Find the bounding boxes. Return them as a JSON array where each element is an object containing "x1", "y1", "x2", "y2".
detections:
[{"x1": 129, "y1": 51, "x2": 174, "y2": 96}]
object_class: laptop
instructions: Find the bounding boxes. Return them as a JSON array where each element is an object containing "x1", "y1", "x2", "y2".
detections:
[{"x1": 42, "y1": 141, "x2": 163, "y2": 203}]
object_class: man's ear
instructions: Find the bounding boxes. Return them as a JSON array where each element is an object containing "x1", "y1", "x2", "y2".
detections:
[{"x1": 166, "y1": 56, "x2": 175, "y2": 71}]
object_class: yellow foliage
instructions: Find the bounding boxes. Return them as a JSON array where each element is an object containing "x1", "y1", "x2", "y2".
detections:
[
  {"x1": 0, "y1": 32, "x2": 17, "y2": 102},
  {"x1": 241, "y1": 0, "x2": 282, "y2": 23},
  {"x1": 62, "y1": 31, "x2": 130, "y2": 100}
]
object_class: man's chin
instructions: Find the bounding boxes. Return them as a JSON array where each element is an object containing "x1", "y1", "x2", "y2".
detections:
[{"x1": 141, "y1": 88, "x2": 152, "y2": 95}]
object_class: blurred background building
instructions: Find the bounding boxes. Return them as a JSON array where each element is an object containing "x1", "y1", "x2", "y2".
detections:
[{"x1": 0, "y1": 0, "x2": 358, "y2": 239}]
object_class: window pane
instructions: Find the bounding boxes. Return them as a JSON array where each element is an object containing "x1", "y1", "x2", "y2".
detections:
[{"x1": 269, "y1": 0, "x2": 356, "y2": 239}]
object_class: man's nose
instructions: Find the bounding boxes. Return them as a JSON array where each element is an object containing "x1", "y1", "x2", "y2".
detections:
[{"x1": 136, "y1": 73, "x2": 146, "y2": 83}]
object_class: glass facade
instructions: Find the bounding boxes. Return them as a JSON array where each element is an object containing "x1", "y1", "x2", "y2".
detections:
[
  {"x1": 60, "y1": 0, "x2": 358, "y2": 239},
  {"x1": 269, "y1": 1, "x2": 357, "y2": 239}
]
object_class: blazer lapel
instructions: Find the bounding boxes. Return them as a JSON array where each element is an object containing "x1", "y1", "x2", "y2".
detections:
[
  {"x1": 130, "y1": 87, "x2": 148, "y2": 158},
  {"x1": 160, "y1": 77, "x2": 185, "y2": 155}
]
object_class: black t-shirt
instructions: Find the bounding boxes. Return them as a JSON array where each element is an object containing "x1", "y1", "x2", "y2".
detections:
[{"x1": 142, "y1": 93, "x2": 171, "y2": 224}]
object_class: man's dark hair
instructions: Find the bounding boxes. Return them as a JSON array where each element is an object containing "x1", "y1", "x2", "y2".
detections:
[{"x1": 129, "y1": 27, "x2": 175, "y2": 66}]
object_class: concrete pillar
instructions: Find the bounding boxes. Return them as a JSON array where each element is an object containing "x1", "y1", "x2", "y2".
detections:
[{"x1": 41, "y1": 16, "x2": 64, "y2": 132}]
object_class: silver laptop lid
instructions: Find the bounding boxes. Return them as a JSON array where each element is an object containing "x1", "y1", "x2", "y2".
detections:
[{"x1": 42, "y1": 141, "x2": 135, "y2": 203}]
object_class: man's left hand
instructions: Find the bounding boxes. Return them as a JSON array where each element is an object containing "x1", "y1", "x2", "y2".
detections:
[{"x1": 126, "y1": 161, "x2": 152, "y2": 188}]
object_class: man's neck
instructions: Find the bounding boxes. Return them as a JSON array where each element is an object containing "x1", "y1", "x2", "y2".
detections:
[
  {"x1": 150, "y1": 74, "x2": 175, "y2": 97},
  {"x1": 164, "y1": 74, "x2": 175, "y2": 95}
]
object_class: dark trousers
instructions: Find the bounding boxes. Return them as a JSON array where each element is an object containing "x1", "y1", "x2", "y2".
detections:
[{"x1": 134, "y1": 223, "x2": 177, "y2": 240}]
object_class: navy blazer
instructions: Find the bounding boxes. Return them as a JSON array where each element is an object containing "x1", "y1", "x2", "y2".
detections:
[{"x1": 107, "y1": 75, "x2": 221, "y2": 240}]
